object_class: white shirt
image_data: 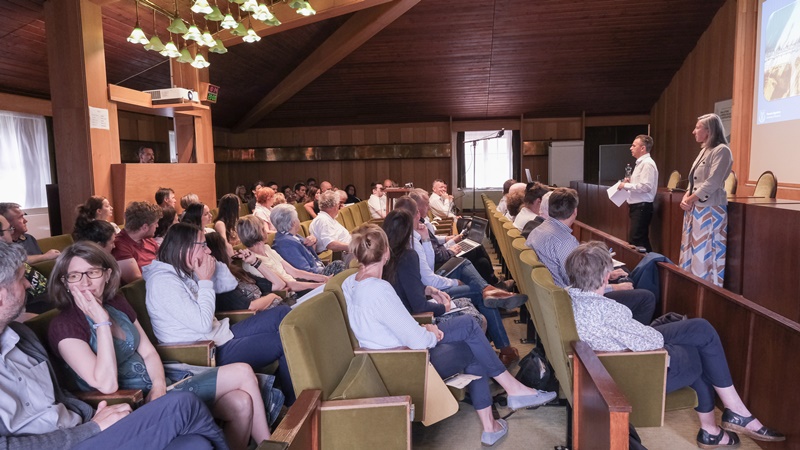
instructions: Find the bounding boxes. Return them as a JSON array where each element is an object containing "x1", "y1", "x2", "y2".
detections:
[
  {"x1": 367, "y1": 194, "x2": 386, "y2": 219},
  {"x1": 253, "y1": 203, "x2": 272, "y2": 224},
  {"x1": 411, "y1": 231, "x2": 457, "y2": 290},
  {"x1": 497, "y1": 196, "x2": 508, "y2": 214},
  {"x1": 309, "y1": 211, "x2": 351, "y2": 253},
  {"x1": 622, "y1": 153, "x2": 658, "y2": 204},
  {"x1": 429, "y1": 192, "x2": 454, "y2": 219},
  {"x1": 513, "y1": 207, "x2": 539, "y2": 230}
]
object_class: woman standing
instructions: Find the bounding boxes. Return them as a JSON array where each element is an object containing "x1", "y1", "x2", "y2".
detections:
[{"x1": 679, "y1": 113, "x2": 733, "y2": 287}]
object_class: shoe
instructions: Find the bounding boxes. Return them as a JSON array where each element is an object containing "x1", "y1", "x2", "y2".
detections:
[
  {"x1": 483, "y1": 287, "x2": 527, "y2": 309},
  {"x1": 481, "y1": 419, "x2": 508, "y2": 447},
  {"x1": 494, "y1": 280, "x2": 516, "y2": 292},
  {"x1": 507, "y1": 390, "x2": 558, "y2": 410},
  {"x1": 498, "y1": 347, "x2": 520, "y2": 367},
  {"x1": 720, "y1": 408, "x2": 785, "y2": 442},
  {"x1": 696, "y1": 428, "x2": 740, "y2": 449}
]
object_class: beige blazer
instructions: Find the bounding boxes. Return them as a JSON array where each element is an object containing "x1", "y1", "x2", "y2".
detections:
[{"x1": 688, "y1": 143, "x2": 733, "y2": 207}]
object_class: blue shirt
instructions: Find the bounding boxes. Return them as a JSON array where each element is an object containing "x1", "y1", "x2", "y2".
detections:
[{"x1": 272, "y1": 231, "x2": 325, "y2": 274}]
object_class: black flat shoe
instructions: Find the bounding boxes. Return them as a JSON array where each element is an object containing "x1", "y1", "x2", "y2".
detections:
[
  {"x1": 696, "y1": 428, "x2": 740, "y2": 449},
  {"x1": 720, "y1": 408, "x2": 785, "y2": 442}
]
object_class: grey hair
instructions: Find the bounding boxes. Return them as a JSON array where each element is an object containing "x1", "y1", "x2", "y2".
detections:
[
  {"x1": 236, "y1": 215, "x2": 267, "y2": 248},
  {"x1": 271, "y1": 204, "x2": 298, "y2": 233},
  {"x1": 0, "y1": 203, "x2": 22, "y2": 220},
  {"x1": 0, "y1": 242, "x2": 27, "y2": 288},
  {"x1": 319, "y1": 190, "x2": 339, "y2": 209},
  {"x1": 697, "y1": 113, "x2": 728, "y2": 148},
  {"x1": 565, "y1": 241, "x2": 613, "y2": 291}
]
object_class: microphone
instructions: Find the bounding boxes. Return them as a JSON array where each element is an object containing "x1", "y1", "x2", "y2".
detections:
[{"x1": 497, "y1": 128, "x2": 505, "y2": 138}]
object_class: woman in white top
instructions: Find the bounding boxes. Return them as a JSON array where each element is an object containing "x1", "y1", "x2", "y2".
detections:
[{"x1": 342, "y1": 223, "x2": 557, "y2": 447}]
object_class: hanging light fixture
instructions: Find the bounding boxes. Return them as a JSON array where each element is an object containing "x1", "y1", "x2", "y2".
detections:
[
  {"x1": 288, "y1": 0, "x2": 315, "y2": 16},
  {"x1": 240, "y1": 0, "x2": 259, "y2": 13},
  {"x1": 205, "y1": 0, "x2": 225, "y2": 21},
  {"x1": 177, "y1": 46, "x2": 194, "y2": 64},
  {"x1": 144, "y1": 8, "x2": 166, "y2": 52},
  {"x1": 191, "y1": 0, "x2": 213, "y2": 14},
  {"x1": 230, "y1": 7, "x2": 248, "y2": 36},
  {"x1": 201, "y1": 27, "x2": 216, "y2": 47},
  {"x1": 167, "y1": 0, "x2": 189, "y2": 34},
  {"x1": 161, "y1": 36, "x2": 182, "y2": 58},
  {"x1": 210, "y1": 38, "x2": 228, "y2": 54},
  {"x1": 183, "y1": 23, "x2": 203, "y2": 42},
  {"x1": 191, "y1": 53, "x2": 211, "y2": 68},
  {"x1": 127, "y1": 1, "x2": 150, "y2": 45},
  {"x1": 221, "y1": 13, "x2": 238, "y2": 29},
  {"x1": 259, "y1": 4, "x2": 281, "y2": 26},
  {"x1": 242, "y1": 16, "x2": 261, "y2": 43}
]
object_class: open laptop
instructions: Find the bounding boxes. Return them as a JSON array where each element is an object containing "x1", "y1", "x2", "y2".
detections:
[{"x1": 450, "y1": 216, "x2": 489, "y2": 257}]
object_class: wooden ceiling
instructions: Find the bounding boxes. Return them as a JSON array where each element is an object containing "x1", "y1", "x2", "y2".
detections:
[{"x1": 0, "y1": 0, "x2": 726, "y2": 129}]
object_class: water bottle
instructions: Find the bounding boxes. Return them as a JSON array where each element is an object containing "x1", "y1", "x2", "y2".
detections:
[{"x1": 624, "y1": 163, "x2": 633, "y2": 179}]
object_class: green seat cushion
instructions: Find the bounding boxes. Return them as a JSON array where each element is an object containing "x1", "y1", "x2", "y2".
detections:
[{"x1": 329, "y1": 354, "x2": 389, "y2": 400}]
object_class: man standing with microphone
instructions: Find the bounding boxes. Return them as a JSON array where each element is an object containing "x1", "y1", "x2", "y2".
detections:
[{"x1": 621, "y1": 135, "x2": 658, "y2": 252}]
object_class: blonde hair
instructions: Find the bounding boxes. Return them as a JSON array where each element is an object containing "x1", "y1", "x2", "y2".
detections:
[{"x1": 349, "y1": 223, "x2": 388, "y2": 267}]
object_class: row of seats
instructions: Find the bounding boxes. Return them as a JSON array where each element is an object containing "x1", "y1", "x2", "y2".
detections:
[{"x1": 666, "y1": 169, "x2": 777, "y2": 199}]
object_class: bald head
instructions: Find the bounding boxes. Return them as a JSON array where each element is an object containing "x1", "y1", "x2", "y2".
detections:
[{"x1": 509, "y1": 183, "x2": 527, "y2": 195}]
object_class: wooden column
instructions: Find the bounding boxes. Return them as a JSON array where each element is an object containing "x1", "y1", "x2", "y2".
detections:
[
  {"x1": 730, "y1": 0, "x2": 758, "y2": 185},
  {"x1": 44, "y1": 0, "x2": 121, "y2": 231},
  {"x1": 170, "y1": 48, "x2": 214, "y2": 163}
]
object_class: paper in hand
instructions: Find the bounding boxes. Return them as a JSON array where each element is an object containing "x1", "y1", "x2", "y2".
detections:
[{"x1": 607, "y1": 182, "x2": 630, "y2": 207}]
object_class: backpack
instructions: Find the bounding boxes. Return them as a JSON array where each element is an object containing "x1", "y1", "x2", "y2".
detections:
[{"x1": 514, "y1": 346, "x2": 559, "y2": 393}]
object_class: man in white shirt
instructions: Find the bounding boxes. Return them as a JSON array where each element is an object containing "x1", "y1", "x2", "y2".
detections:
[
  {"x1": 513, "y1": 182, "x2": 549, "y2": 231},
  {"x1": 309, "y1": 190, "x2": 352, "y2": 254},
  {"x1": 621, "y1": 135, "x2": 659, "y2": 252},
  {"x1": 429, "y1": 179, "x2": 458, "y2": 219},
  {"x1": 367, "y1": 182, "x2": 387, "y2": 219}
]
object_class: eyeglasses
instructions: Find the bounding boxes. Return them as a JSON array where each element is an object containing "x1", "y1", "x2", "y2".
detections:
[
  {"x1": 194, "y1": 241, "x2": 208, "y2": 248},
  {"x1": 0, "y1": 225, "x2": 14, "y2": 234},
  {"x1": 62, "y1": 268, "x2": 106, "y2": 283}
]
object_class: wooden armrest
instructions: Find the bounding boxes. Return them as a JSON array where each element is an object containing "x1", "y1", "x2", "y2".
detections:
[
  {"x1": 216, "y1": 309, "x2": 255, "y2": 324},
  {"x1": 354, "y1": 346, "x2": 411, "y2": 352},
  {"x1": 75, "y1": 389, "x2": 144, "y2": 408},
  {"x1": 156, "y1": 340, "x2": 215, "y2": 367},
  {"x1": 412, "y1": 312, "x2": 434, "y2": 324},
  {"x1": 261, "y1": 389, "x2": 321, "y2": 449},
  {"x1": 321, "y1": 395, "x2": 412, "y2": 410}
]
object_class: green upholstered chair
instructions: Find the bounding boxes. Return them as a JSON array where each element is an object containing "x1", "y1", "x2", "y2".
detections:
[
  {"x1": 356, "y1": 201, "x2": 371, "y2": 223},
  {"x1": 36, "y1": 234, "x2": 74, "y2": 253},
  {"x1": 280, "y1": 291, "x2": 415, "y2": 449},
  {"x1": 295, "y1": 203, "x2": 312, "y2": 223},
  {"x1": 298, "y1": 220, "x2": 332, "y2": 264},
  {"x1": 338, "y1": 207, "x2": 356, "y2": 231},
  {"x1": 349, "y1": 203, "x2": 366, "y2": 227},
  {"x1": 753, "y1": 170, "x2": 777, "y2": 198},
  {"x1": 724, "y1": 170, "x2": 738, "y2": 197},
  {"x1": 530, "y1": 266, "x2": 697, "y2": 427},
  {"x1": 667, "y1": 170, "x2": 681, "y2": 190},
  {"x1": 239, "y1": 202, "x2": 251, "y2": 217}
]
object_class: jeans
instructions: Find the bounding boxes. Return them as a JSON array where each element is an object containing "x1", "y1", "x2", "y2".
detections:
[
  {"x1": 429, "y1": 316, "x2": 507, "y2": 410},
  {"x1": 74, "y1": 391, "x2": 228, "y2": 450},
  {"x1": 655, "y1": 318, "x2": 734, "y2": 413},
  {"x1": 443, "y1": 261, "x2": 511, "y2": 349},
  {"x1": 216, "y1": 305, "x2": 295, "y2": 405}
]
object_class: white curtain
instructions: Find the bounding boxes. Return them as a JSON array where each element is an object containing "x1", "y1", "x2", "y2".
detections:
[
  {"x1": 464, "y1": 131, "x2": 512, "y2": 188},
  {"x1": 0, "y1": 111, "x2": 51, "y2": 208}
]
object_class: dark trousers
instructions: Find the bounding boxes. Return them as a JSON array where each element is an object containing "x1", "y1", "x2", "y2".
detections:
[
  {"x1": 654, "y1": 318, "x2": 733, "y2": 413},
  {"x1": 74, "y1": 391, "x2": 227, "y2": 450},
  {"x1": 429, "y1": 316, "x2": 507, "y2": 410},
  {"x1": 628, "y1": 202, "x2": 654, "y2": 252},
  {"x1": 605, "y1": 289, "x2": 656, "y2": 325},
  {"x1": 465, "y1": 246, "x2": 499, "y2": 285},
  {"x1": 216, "y1": 305, "x2": 295, "y2": 405}
]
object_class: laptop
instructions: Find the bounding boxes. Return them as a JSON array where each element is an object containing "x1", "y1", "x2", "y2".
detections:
[{"x1": 450, "y1": 216, "x2": 489, "y2": 257}]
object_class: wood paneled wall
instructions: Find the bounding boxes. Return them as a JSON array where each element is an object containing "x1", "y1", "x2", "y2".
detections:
[
  {"x1": 521, "y1": 117, "x2": 583, "y2": 141},
  {"x1": 649, "y1": 0, "x2": 736, "y2": 187}
]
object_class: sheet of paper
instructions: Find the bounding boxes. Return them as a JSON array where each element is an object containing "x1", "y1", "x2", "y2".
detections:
[
  {"x1": 607, "y1": 181, "x2": 630, "y2": 207},
  {"x1": 89, "y1": 106, "x2": 110, "y2": 130},
  {"x1": 444, "y1": 373, "x2": 482, "y2": 389}
]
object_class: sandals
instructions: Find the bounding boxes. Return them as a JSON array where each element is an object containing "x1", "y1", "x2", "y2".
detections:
[
  {"x1": 696, "y1": 428, "x2": 740, "y2": 449},
  {"x1": 720, "y1": 408, "x2": 785, "y2": 442}
]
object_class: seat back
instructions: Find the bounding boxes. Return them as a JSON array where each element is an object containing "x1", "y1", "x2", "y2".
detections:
[
  {"x1": 37, "y1": 234, "x2": 74, "y2": 254},
  {"x1": 299, "y1": 220, "x2": 311, "y2": 238},
  {"x1": 753, "y1": 170, "x2": 777, "y2": 198},
  {"x1": 120, "y1": 279, "x2": 158, "y2": 343},
  {"x1": 295, "y1": 203, "x2": 312, "y2": 222},
  {"x1": 339, "y1": 207, "x2": 357, "y2": 231},
  {"x1": 280, "y1": 291, "x2": 357, "y2": 400},
  {"x1": 323, "y1": 268, "x2": 360, "y2": 348},
  {"x1": 238, "y1": 203, "x2": 250, "y2": 217},
  {"x1": 24, "y1": 309, "x2": 60, "y2": 348},
  {"x1": 350, "y1": 203, "x2": 366, "y2": 226},
  {"x1": 357, "y1": 201, "x2": 370, "y2": 222},
  {"x1": 518, "y1": 250, "x2": 551, "y2": 359},
  {"x1": 506, "y1": 234, "x2": 524, "y2": 284},
  {"x1": 724, "y1": 170, "x2": 738, "y2": 197},
  {"x1": 666, "y1": 170, "x2": 681, "y2": 189}
]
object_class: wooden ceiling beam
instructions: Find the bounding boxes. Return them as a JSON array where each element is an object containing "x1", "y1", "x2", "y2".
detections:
[{"x1": 232, "y1": 0, "x2": 420, "y2": 132}]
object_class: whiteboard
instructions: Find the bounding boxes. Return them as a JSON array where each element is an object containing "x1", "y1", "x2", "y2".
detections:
[{"x1": 548, "y1": 141, "x2": 584, "y2": 187}]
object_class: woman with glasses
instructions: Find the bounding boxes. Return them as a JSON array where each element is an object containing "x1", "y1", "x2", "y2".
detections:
[
  {"x1": 47, "y1": 241, "x2": 277, "y2": 450},
  {"x1": 142, "y1": 223, "x2": 295, "y2": 406}
]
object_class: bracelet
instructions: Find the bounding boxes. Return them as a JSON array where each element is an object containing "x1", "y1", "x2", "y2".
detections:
[
  {"x1": 252, "y1": 259, "x2": 262, "y2": 269},
  {"x1": 92, "y1": 321, "x2": 112, "y2": 329}
]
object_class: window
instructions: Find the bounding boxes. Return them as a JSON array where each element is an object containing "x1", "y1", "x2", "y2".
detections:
[
  {"x1": 463, "y1": 130, "x2": 512, "y2": 188},
  {"x1": 0, "y1": 111, "x2": 51, "y2": 208}
]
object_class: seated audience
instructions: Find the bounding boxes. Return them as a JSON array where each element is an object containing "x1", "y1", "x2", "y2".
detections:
[
  {"x1": 47, "y1": 242, "x2": 276, "y2": 449},
  {"x1": 496, "y1": 178, "x2": 517, "y2": 215},
  {"x1": 503, "y1": 183, "x2": 527, "y2": 220},
  {"x1": 565, "y1": 242, "x2": 784, "y2": 447},
  {"x1": 112, "y1": 201, "x2": 162, "y2": 271},
  {"x1": 214, "y1": 194, "x2": 242, "y2": 246},
  {"x1": 154, "y1": 206, "x2": 178, "y2": 245},
  {"x1": 303, "y1": 187, "x2": 319, "y2": 219},
  {"x1": 504, "y1": 190, "x2": 524, "y2": 221},
  {"x1": 280, "y1": 185, "x2": 294, "y2": 205},
  {"x1": 272, "y1": 193, "x2": 287, "y2": 205},
  {"x1": 143, "y1": 223, "x2": 296, "y2": 405},
  {"x1": 0, "y1": 213, "x2": 50, "y2": 314},
  {"x1": 253, "y1": 187, "x2": 277, "y2": 233},
  {"x1": 367, "y1": 182, "x2": 387, "y2": 219},
  {"x1": 0, "y1": 202, "x2": 60, "y2": 264},
  {"x1": 429, "y1": 179, "x2": 458, "y2": 219},
  {"x1": 342, "y1": 224, "x2": 557, "y2": 446},
  {"x1": 384, "y1": 208, "x2": 525, "y2": 366},
  {"x1": 237, "y1": 216, "x2": 327, "y2": 294},
  {"x1": 180, "y1": 193, "x2": 200, "y2": 211},
  {"x1": 181, "y1": 203, "x2": 213, "y2": 232},
  {"x1": 336, "y1": 190, "x2": 348, "y2": 209},
  {"x1": 266, "y1": 181, "x2": 279, "y2": 192},
  {"x1": 0, "y1": 241, "x2": 227, "y2": 450},
  {"x1": 526, "y1": 188, "x2": 656, "y2": 324},
  {"x1": 318, "y1": 181, "x2": 333, "y2": 192},
  {"x1": 248, "y1": 181, "x2": 267, "y2": 213},
  {"x1": 306, "y1": 178, "x2": 317, "y2": 189},
  {"x1": 234, "y1": 185, "x2": 249, "y2": 206},
  {"x1": 539, "y1": 191, "x2": 552, "y2": 219},
  {"x1": 73, "y1": 219, "x2": 141, "y2": 286},
  {"x1": 293, "y1": 182, "x2": 307, "y2": 204},
  {"x1": 154, "y1": 187, "x2": 176, "y2": 209},
  {"x1": 344, "y1": 184, "x2": 361, "y2": 204},
  {"x1": 75, "y1": 196, "x2": 120, "y2": 234},
  {"x1": 513, "y1": 183, "x2": 548, "y2": 231},
  {"x1": 383, "y1": 178, "x2": 396, "y2": 189},
  {"x1": 137, "y1": 145, "x2": 155, "y2": 163},
  {"x1": 270, "y1": 204, "x2": 346, "y2": 277},
  {"x1": 308, "y1": 190, "x2": 352, "y2": 255}
]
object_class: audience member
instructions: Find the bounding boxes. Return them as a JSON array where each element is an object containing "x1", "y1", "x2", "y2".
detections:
[
  {"x1": 342, "y1": 224, "x2": 557, "y2": 446},
  {"x1": 429, "y1": 179, "x2": 458, "y2": 219},
  {"x1": 270, "y1": 204, "x2": 346, "y2": 277},
  {"x1": 0, "y1": 202, "x2": 60, "y2": 265},
  {"x1": 526, "y1": 188, "x2": 655, "y2": 324},
  {"x1": 308, "y1": 190, "x2": 352, "y2": 256},
  {"x1": 47, "y1": 241, "x2": 275, "y2": 449},
  {"x1": 344, "y1": 184, "x2": 361, "y2": 204},
  {"x1": 503, "y1": 183, "x2": 527, "y2": 220},
  {"x1": 214, "y1": 194, "x2": 242, "y2": 246},
  {"x1": 272, "y1": 193, "x2": 287, "y2": 205},
  {"x1": 293, "y1": 182, "x2": 307, "y2": 204},
  {"x1": 74, "y1": 216, "x2": 142, "y2": 285},
  {"x1": 0, "y1": 241, "x2": 227, "y2": 450},
  {"x1": 504, "y1": 191, "x2": 524, "y2": 220},
  {"x1": 75, "y1": 196, "x2": 120, "y2": 234},
  {"x1": 234, "y1": 185, "x2": 248, "y2": 205},
  {"x1": 266, "y1": 181, "x2": 279, "y2": 192},
  {"x1": 153, "y1": 206, "x2": 178, "y2": 245},
  {"x1": 248, "y1": 181, "x2": 267, "y2": 213},
  {"x1": 0, "y1": 213, "x2": 50, "y2": 314},
  {"x1": 206, "y1": 232, "x2": 284, "y2": 312},
  {"x1": 496, "y1": 179, "x2": 516, "y2": 215},
  {"x1": 137, "y1": 146, "x2": 155, "y2": 163},
  {"x1": 180, "y1": 193, "x2": 200, "y2": 211},
  {"x1": 143, "y1": 223, "x2": 296, "y2": 405},
  {"x1": 253, "y1": 187, "x2": 277, "y2": 233},
  {"x1": 154, "y1": 188, "x2": 176, "y2": 209},
  {"x1": 383, "y1": 178, "x2": 396, "y2": 189},
  {"x1": 367, "y1": 182, "x2": 387, "y2": 219},
  {"x1": 513, "y1": 183, "x2": 548, "y2": 231},
  {"x1": 303, "y1": 187, "x2": 320, "y2": 219},
  {"x1": 539, "y1": 191, "x2": 553, "y2": 219},
  {"x1": 112, "y1": 201, "x2": 162, "y2": 271},
  {"x1": 280, "y1": 185, "x2": 294, "y2": 205},
  {"x1": 565, "y1": 242, "x2": 784, "y2": 447},
  {"x1": 337, "y1": 190, "x2": 348, "y2": 209},
  {"x1": 305, "y1": 178, "x2": 317, "y2": 189},
  {"x1": 318, "y1": 181, "x2": 332, "y2": 192},
  {"x1": 181, "y1": 203, "x2": 213, "y2": 232}
]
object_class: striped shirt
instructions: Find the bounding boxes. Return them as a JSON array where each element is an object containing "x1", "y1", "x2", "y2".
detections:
[{"x1": 525, "y1": 218, "x2": 577, "y2": 288}]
